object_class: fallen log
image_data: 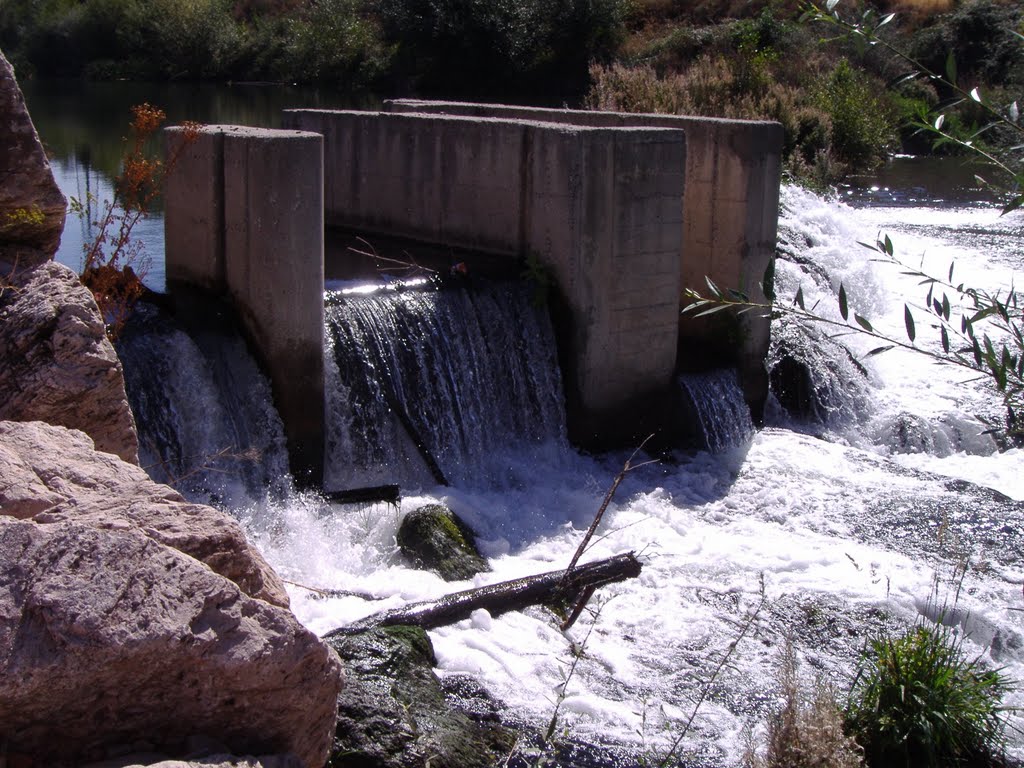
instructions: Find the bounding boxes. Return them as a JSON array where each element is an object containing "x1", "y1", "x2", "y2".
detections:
[
  {"x1": 325, "y1": 483, "x2": 402, "y2": 506},
  {"x1": 326, "y1": 552, "x2": 642, "y2": 636}
]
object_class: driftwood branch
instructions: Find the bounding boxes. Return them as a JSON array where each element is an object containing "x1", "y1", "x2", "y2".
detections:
[{"x1": 326, "y1": 552, "x2": 642, "y2": 636}]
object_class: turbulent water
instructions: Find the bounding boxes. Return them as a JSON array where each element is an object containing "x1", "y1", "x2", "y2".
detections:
[{"x1": 120, "y1": 180, "x2": 1024, "y2": 766}]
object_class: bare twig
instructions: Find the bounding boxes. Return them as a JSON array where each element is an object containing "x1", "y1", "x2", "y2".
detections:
[{"x1": 561, "y1": 435, "x2": 658, "y2": 582}]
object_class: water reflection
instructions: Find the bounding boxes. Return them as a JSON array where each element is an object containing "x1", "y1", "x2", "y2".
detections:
[{"x1": 22, "y1": 79, "x2": 374, "y2": 290}]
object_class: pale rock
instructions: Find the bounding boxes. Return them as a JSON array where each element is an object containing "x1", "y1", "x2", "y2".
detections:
[
  {"x1": 0, "y1": 420, "x2": 289, "y2": 608},
  {"x1": 0, "y1": 48, "x2": 66, "y2": 268},
  {"x1": 0, "y1": 261, "x2": 139, "y2": 463},
  {"x1": 0, "y1": 517, "x2": 342, "y2": 768}
]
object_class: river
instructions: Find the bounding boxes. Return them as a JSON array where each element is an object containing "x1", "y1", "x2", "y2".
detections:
[{"x1": 28, "y1": 82, "x2": 1024, "y2": 766}]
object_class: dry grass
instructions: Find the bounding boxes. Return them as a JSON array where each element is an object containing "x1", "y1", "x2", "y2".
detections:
[{"x1": 744, "y1": 643, "x2": 864, "y2": 768}]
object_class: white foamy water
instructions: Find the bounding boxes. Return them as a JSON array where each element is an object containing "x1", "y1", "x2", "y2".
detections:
[{"x1": 241, "y1": 183, "x2": 1024, "y2": 765}]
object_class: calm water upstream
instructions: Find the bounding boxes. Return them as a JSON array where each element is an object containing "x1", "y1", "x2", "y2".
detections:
[
  {"x1": 23, "y1": 79, "x2": 371, "y2": 289},
  {"x1": 26, "y1": 80, "x2": 1024, "y2": 765}
]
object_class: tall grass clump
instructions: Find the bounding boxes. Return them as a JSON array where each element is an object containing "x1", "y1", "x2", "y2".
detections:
[{"x1": 845, "y1": 624, "x2": 1011, "y2": 768}]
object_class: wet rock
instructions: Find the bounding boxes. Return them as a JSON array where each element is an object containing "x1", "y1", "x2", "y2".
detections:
[
  {"x1": 0, "y1": 261, "x2": 139, "y2": 463},
  {"x1": 0, "y1": 49, "x2": 67, "y2": 268},
  {"x1": 768, "y1": 319, "x2": 869, "y2": 426},
  {"x1": 326, "y1": 625, "x2": 514, "y2": 768},
  {"x1": 397, "y1": 503, "x2": 490, "y2": 581},
  {"x1": 0, "y1": 420, "x2": 288, "y2": 608},
  {"x1": 0, "y1": 516, "x2": 343, "y2": 768}
]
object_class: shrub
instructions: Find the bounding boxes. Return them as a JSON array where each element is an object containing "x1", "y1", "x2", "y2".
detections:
[
  {"x1": 814, "y1": 59, "x2": 897, "y2": 169},
  {"x1": 278, "y1": 0, "x2": 390, "y2": 87},
  {"x1": 845, "y1": 624, "x2": 1011, "y2": 768},
  {"x1": 117, "y1": 0, "x2": 243, "y2": 80}
]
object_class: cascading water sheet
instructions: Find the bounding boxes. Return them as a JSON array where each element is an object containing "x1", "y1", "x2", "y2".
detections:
[
  {"x1": 323, "y1": 280, "x2": 567, "y2": 492},
  {"x1": 678, "y1": 369, "x2": 755, "y2": 453}
]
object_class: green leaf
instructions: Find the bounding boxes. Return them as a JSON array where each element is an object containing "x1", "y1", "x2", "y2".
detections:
[
  {"x1": 941, "y1": 326, "x2": 950, "y2": 353},
  {"x1": 693, "y1": 304, "x2": 733, "y2": 319},
  {"x1": 727, "y1": 288, "x2": 750, "y2": 302},
  {"x1": 948, "y1": 262, "x2": 954, "y2": 282},
  {"x1": 973, "y1": 338, "x2": 983, "y2": 366},
  {"x1": 795, "y1": 287, "x2": 806, "y2": 310},
  {"x1": 867, "y1": 345, "x2": 895, "y2": 357},
  {"x1": 1002, "y1": 194, "x2": 1024, "y2": 216},
  {"x1": 762, "y1": 259, "x2": 776, "y2": 302},
  {"x1": 884, "y1": 234, "x2": 894, "y2": 256},
  {"x1": 942, "y1": 294, "x2": 950, "y2": 321},
  {"x1": 705, "y1": 276, "x2": 722, "y2": 298},
  {"x1": 839, "y1": 283, "x2": 849, "y2": 320},
  {"x1": 945, "y1": 51, "x2": 957, "y2": 85},
  {"x1": 904, "y1": 305, "x2": 916, "y2": 342},
  {"x1": 855, "y1": 314, "x2": 873, "y2": 332}
]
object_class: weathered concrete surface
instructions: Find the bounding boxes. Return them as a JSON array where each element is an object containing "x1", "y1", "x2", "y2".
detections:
[
  {"x1": 0, "y1": 514, "x2": 342, "y2": 768},
  {"x1": 385, "y1": 100, "x2": 783, "y2": 417},
  {"x1": 0, "y1": 49, "x2": 66, "y2": 269},
  {"x1": 164, "y1": 126, "x2": 227, "y2": 293},
  {"x1": 282, "y1": 109, "x2": 683, "y2": 441},
  {"x1": 0, "y1": 261, "x2": 139, "y2": 463},
  {"x1": 0, "y1": 420, "x2": 288, "y2": 608},
  {"x1": 165, "y1": 126, "x2": 324, "y2": 484}
]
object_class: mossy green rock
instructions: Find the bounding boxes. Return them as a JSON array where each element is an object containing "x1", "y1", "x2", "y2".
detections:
[
  {"x1": 326, "y1": 625, "x2": 514, "y2": 768},
  {"x1": 396, "y1": 504, "x2": 490, "y2": 582}
]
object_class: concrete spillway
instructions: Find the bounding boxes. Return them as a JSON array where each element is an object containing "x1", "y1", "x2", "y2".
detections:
[{"x1": 163, "y1": 103, "x2": 782, "y2": 483}]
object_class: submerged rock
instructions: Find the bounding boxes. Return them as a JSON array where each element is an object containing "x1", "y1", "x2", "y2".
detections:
[
  {"x1": 0, "y1": 261, "x2": 139, "y2": 463},
  {"x1": 397, "y1": 503, "x2": 490, "y2": 581},
  {"x1": 768, "y1": 319, "x2": 870, "y2": 427},
  {"x1": 0, "y1": 516, "x2": 342, "y2": 768},
  {"x1": 327, "y1": 625, "x2": 514, "y2": 768}
]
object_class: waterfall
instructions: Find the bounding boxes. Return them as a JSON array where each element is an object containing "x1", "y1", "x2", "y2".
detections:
[
  {"x1": 678, "y1": 369, "x2": 755, "y2": 453},
  {"x1": 323, "y1": 279, "x2": 567, "y2": 491},
  {"x1": 116, "y1": 299, "x2": 291, "y2": 506}
]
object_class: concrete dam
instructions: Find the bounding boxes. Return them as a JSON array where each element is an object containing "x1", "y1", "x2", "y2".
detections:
[{"x1": 163, "y1": 102, "x2": 783, "y2": 484}]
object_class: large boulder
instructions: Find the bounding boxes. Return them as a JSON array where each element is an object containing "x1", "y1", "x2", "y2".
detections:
[
  {"x1": 0, "y1": 49, "x2": 66, "y2": 268},
  {"x1": 0, "y1": 516, "x2": 342, "y2": 768},
  {"x1": 0, "y1": 420, "x2": 288, "y2": 608},
  {"x1": 0, "y1": 261, "x2": 139, "y2": 463}
]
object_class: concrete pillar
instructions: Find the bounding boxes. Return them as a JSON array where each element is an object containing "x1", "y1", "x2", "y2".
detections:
[
  {"x1": 165, "y1": 125, "x2": 325, "y2": 484},
  {"x1": 524, "y1": 125, "x2": 684, "y2": 438}
]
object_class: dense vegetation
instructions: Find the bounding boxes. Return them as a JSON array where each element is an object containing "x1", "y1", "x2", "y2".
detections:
[{"x1": 2, "y1": 0, "x2": 1021, "y2": 182}]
